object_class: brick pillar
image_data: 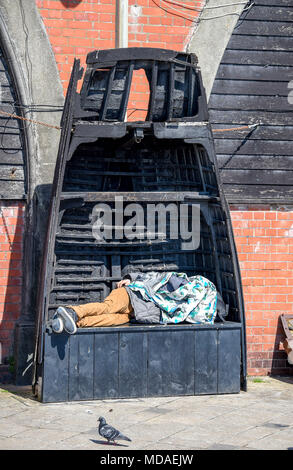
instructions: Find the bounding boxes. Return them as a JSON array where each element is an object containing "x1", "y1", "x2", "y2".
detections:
[{"x1": 0, "y1": 202, "x2": 25, "y2": 383}]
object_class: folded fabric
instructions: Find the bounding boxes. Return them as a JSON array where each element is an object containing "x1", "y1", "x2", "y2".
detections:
[{"x1": 126, "y1": 271, "x2": 217, "y2": 325}]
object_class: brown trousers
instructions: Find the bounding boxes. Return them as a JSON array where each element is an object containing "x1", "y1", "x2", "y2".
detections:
[{"x1": 69, "y1": 287, "x2": 133, "y2": 327}]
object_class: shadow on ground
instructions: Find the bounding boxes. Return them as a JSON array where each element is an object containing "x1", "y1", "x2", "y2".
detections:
[
  {"x1": 90, "y1": 439, "x2": 129, "y2": 447},
  {"x1": 0, "y1": 384, "x2": 37, "y2": 403}
]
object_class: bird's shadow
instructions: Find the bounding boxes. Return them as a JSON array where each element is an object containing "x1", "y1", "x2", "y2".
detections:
[{"x1": 90, "y1": 439, "x2": 129, "y2": 447}]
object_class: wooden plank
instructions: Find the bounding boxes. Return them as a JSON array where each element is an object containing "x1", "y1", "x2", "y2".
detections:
[
  {"x1": 214, "y1": 139, "x2": 293, "y2": 156},
  {"x1": 255, "y1": 1, "x2": 293, "y2": 6},
  {"x1": 194, "y1": 328, "x2": 217, "y2": 395},
  {"x1": 215, "y1": 64, "x2": 293, "y2": 82},
  {"x1": 211, "y1": 79, "x2": 290, "y2": 97},
  {"x1": 147, "y1": 331, "x2": 172, "y2": 396},
  {"x1": 60, "y1": 191, "x2": 215, "y2": 202},
  {"x1": 0, "y1": 165, "x2": 25, "y2": 181},
  {"x1": 222, "y1": 184, "x2": 293, "y2": 200},
  {"x1": 209, "y1": 109, "x2": 293, "y2": 126},
  {"x1": 221, "y1": 49, "x2": 293, "y2": 67},
  {"x1": 0, "y1": 133, "x2": 22, "y2": 148},
  {"x1": 217, "y1": 154, "x2": 293, "y2": 170},
  {"x1": 0, "y1": 180, "x2": 26, "y2": 199},
  {"x1": 219, "y1": 168, "x2": 293, "y2": 186},
  {"x1": 0, "y1": 149, "x2": 24, "y2": 165},
  {"x1": 209, "y1": 94, "x2": 292, "y2": 113},
  {"x1": 218, "y1": 328, "x2": 240, "y2": 394},
  {"x1": 0, "y1": 118, "x2": 20, "y2": 130},
  {"x1": 68, "y1": 334, "x2": 80, "y2": 401},
  {"x1": 42, "y1": 332, "x2": 69, "y2": 403},
  {"x1": 93, "y1": 332, "x2": 119, "y2": 399},
  {"x1": 78, "y1": 333, "x2": 94, "y2": 400},
  {"x1": 212, "y1": 125, "x2": 293, "y2": 141},
  {"x1": 226, "y1": 34, "x2": 293, "y2": 52},
  {"x1": 0, "y1": 70, "x2": 9, "y2": 86},
  {"x1": 0, "y1": 84, "x2": 15, "y2": 101},
  {"x1": 119, "y1": 331, "x2": 148, "y2": 398},
  {"x1": 168, "y1": 330, "x2": 194, "y2": 396},
  {"x1": 148, "y1": 330, "x2": 195, "y2": 396},
  {"x1": 235, "y1": 20, "x2": 293, "y2": 37}
]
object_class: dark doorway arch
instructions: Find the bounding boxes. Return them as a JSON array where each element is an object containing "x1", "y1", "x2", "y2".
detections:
[{"x1": 0, "y1": 45, "x2": 27, "y2": 199}]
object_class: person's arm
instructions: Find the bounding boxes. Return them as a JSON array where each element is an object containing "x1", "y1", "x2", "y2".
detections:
[
  {"x1": 116, "y1": 272, "x2": 142, "y2": 288},
  {"x1": 116, "y1": 278, "x2": 131, "y2": 288}
]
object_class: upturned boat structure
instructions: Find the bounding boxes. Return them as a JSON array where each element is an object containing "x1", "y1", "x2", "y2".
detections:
[{"x1": 32, "y1": 48, "x2": 246, "y2": 403}]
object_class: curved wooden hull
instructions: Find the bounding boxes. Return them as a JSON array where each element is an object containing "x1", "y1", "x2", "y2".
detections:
[{"x1": 32, "y1": 48, "x2": 246, "y2": 402}]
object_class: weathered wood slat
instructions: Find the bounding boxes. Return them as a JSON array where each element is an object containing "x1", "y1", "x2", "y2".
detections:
[
  {"x1": 242, "y1": 5, "x2": 293, "y2": 22},
  {"x1": 211, "y1": 79, "x2": 290, "y2": 97},
  {"x1": 216, "y1": 64, "x2": 293, "y2": 82},
  {"x1": 235, "y1": 20, "x2": 293, "y2": 36},
  {"x1": 255, "y1": 0, "x2": 293, "y2": 6},
  {"x1": 0, "y1": 164, "x2": 25, "y2": 180},
  {"x1": 0, "y1": 47, "x2": 26, "y2": 199},
  {"x1": 0, "y1": 149, "x2": 24, "y2": 164},
  {"x1": 218, "y1": 329, "x2": 240, "y2": 393},
  {"x1": 226, "y1": 35, "x2": 293, "y2": 52},
  {"x1": 212, "y1": 125, "x2": 293, "y2": 141},
  {"x1": 220, "y1": 169, "x2": 293, "y2": 185},
  {"x1": 223, "y1": 184, "x2": 293, "y2": 199},
  {"x1": 221, "y1": 49, "x2": 293, "y2": 67},
  {"x1": 0, "y1": 70, "x2": 10, "y2": 86},
  {"x1": 214, "y1": 139, "x2": 293, "y2": 156},
  {"x1": 0, "y1": 180, "x2": 26, "y2": 199},
  {"x1": 0, "y1": 132, "x2": 22, "y2": 148},
  {"x1": 209, "y1": 109, "x2": 293, "y2": 126},
  {"x1": 0, "y1": 117, "x2": 21, "y2": 130},
  {"x1": 209, "y1": 94, "x2": 292, "y2": 112},
  {"x1": 0, "y1": 84, "x2": 15, "y2": 101},
  {"x1": 217, "y1": 154, "x2": 293, "y2": 170}
]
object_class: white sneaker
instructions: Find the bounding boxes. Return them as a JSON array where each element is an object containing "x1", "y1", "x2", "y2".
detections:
[
  {"x1": 56, "y1": 306, "x2": 77, "y2": 335},
  {"x1": 51, "y1": 316, "x2": 64, "y2": 334}
]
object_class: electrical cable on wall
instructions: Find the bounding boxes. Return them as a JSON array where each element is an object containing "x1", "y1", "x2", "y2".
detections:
[
  {"x1": 163, "y1": 0, "x2": 251, "y2": 11},
  {"x1": 0, "y1": 107, "x2": 262, "y2": 133}
]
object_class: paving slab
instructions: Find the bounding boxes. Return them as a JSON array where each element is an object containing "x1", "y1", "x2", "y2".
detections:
[{"x1": 0, "y1": 376, "x2": 292, "y2": 450}]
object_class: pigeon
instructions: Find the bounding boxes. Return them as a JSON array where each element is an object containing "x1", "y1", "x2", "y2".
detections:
[{"x1": 98, "y1": 416, "x2": 131, "y2": 444}]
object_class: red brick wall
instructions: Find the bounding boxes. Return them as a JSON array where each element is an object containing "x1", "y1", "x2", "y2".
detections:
[
  {"x1": 0, "y1": 202, "x2": 25, "y2": 368},
  {"x1": 231, "y1": 206, "x2": 293, "y2": 376}
]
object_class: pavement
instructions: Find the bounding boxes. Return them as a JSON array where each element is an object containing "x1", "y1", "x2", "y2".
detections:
[{"x1": 0, "y1": 376, "x2": 292, "y2": 450}]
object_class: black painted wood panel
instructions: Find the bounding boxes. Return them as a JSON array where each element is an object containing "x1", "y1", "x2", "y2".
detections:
[
  {"x1": 226, "y1": 35, "x2": 293, "y2": 52},
  {"x1": 209, "y1": 0, "x2": 293, "y2": 202},
  {"x1": 93, "y1": 332, "x2": 119, "y2": 399},
  {"x1": 0, "y1": 47, "x2": 26, "y2": 199},
  {"x1": 194, "y1": 328, "x2": 217, "y2": 395},
  {"x1": 41, "y1": 324, "x2": 242, "y2": 402},
  {"x1": 218, "y1": 329, "x2": 241, "y2": 394},
  {"x1": 119, "y1": 331, "x2": 148, "y2": 397},
  {"x1": 42, "y1": 332, "x2": 69, "y2": 403},
  {"x1": 217, "y1": 154, "x2": 293, "y2": 171}
]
